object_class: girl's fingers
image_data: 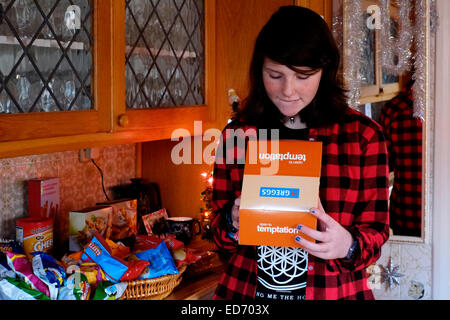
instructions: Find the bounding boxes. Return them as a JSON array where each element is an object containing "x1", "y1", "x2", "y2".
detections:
[
  {"x1": 296, "y1": 224, "x2": 327, "y2": 242},
  {"x1": 294, "y1": 235, "x2": 327, "y2": 253}
]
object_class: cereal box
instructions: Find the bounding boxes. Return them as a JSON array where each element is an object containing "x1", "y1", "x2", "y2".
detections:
[
  {"x1": 69, "y1": 205, "x2": 112, "y2": 251},
  {"x1": 28, "y1": 178, "x2": 60, "y2": 220},
  {"x1": 96, "y1": 199, "x2": 137, "y2": 240},
  {"x1": 239, "y1": 140, "x2": 322, "y2": 248}
]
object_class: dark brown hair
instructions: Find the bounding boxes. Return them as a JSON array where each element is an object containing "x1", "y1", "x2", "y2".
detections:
[{"x1": 235, "y1": 5, "x2": 348, "y2": 128}]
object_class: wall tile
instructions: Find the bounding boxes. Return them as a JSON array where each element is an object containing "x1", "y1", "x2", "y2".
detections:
[
  {"x1": 0, "y1": 144, "x2": 136, "y2": 255},
  {"x1": 372, "y1": 241, "x2": 432, "y2": 300}
]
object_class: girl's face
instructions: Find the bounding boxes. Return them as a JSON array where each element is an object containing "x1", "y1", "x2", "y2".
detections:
[{"x1": 262, "y1": 58, "x2": 322, "y2": 118}]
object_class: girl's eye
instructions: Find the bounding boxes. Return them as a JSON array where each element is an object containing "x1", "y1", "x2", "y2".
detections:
[
  {"x1": 296, "y1": 75, "x2": 310, "y2": 80},
  {"x1": 269, "y1": 74, "x2": 282, "y2": 79}
]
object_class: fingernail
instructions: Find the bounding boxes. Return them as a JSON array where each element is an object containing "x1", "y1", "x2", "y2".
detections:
[
  {"x1": 295, "y1": 236, "x2": 301, "y2": 242},
  {"x1": 311, "y1": 209, "x2": 316, "y2": 213},
  {"x1": 297, "y1": 225, "x2": 302, "y2": 230}
]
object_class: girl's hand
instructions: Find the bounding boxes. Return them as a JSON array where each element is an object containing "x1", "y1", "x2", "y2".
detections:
[{"x1": 295, "y1": 199, "x2": 354, "y2": 260}]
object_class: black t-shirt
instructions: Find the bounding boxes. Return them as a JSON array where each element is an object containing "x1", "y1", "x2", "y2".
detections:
[{"x1": 255, "y1": 126, "x2": 310, "y2": 301}]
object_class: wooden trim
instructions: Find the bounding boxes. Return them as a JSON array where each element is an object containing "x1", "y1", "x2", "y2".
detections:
[
  {"x1": 0, "y1": 120, "x2": 218, "y2": 159},
  {"x1": 94, "y1": 0, "x2": 113, "y2": 132},
  {"x1": 111, "y1": 0, "x2": 126, "y2": 131},
  {"x1": 123, "y1": 105, "x2": 210, "y2": 130},
  {"x1": 294, "y1": 0, "x2": 332, "y2": 25},
  {"x1": 135, "y1": 142, "x2": 142, "y2": 178},
  {"x1": 359, "y1": 92, "x2": 397, "y2": 105},
  {"x1": 205, "y1": 0, "x2": 216, "y2": 122}
]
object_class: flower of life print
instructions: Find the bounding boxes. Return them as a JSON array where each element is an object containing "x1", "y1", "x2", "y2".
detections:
[{"x1": 257, "y1": 246, "x2": 308, "y2": 291}]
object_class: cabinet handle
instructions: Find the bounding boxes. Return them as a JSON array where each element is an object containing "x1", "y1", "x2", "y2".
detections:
[{"x1": 118, "y1": 114, "x2": 129, "y2": 127}]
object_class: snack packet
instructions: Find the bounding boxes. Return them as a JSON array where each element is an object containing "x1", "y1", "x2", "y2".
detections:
[
  {"x1": 0, "y1": 238, "x2": 23, "y2": 254},
  {"x1": 0, "y1": 252, "x2": 15, "y2": 279},
  {"x1": 106, "y1": 239, "x2": 130, "y2": 260},
  {"x1": 133, "y1": 234, "x2": 161, "y2": 252},
  {"x1": 134, "y1": 241, "x2": 178, "y2": 279},
  {"x1": 81, "y1": 232, "x2": 128, "y2": 283},
  {"x1": 172, "y1": 247, "x2": 202, "y2": 268},
  {"x1": 58, "y1": 272, "x2": 91, "y2": 300},
  {"x1": 92, "y1": 281, "x2": 128, "y2": 300},
  {"x1": 0, "y1": 278, "x2": 50, "y2": 300},
  {"x1": 31, "y1": 252, "x2": 66, "y2": 300},
  {"x1": 163, "y1": 234, "x2": 184, "y2": 252},
  {"x1": 79, "y1": 262, "x2": 108, "y2": 287},
  {"x1": 5, "y1": 251, "x2": 50, "y2": 297},
  {"x1": 120, "y1": 259, "x2": 150, "y2": 282}
]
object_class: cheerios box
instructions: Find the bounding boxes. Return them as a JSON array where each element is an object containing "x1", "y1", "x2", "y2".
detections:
[
  {"x1": 69, "y1": 205, "x2": 112, "y2": 251},
  {"x1": 239, "y1": 140, "x2": 322, "y2": 248},
  {"x1": 96, "y1": 199, "x2": 137, "y2": 240}
]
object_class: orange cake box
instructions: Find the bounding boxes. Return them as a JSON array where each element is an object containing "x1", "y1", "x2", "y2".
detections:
[{"x1": 239, "y1": 140, "x2": 322, "y2": 248}]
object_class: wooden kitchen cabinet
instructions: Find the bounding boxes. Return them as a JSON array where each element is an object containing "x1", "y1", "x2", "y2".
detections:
[
  {"x1": 0, "y1": 0, "x2": 216, "y2": 159},
  {"x1": 0, "y1": 0, "x2": 112, "y2": 150},
  {"x1": 111, "y1": 0, "x2": 216, "y2": 135},
  {"x1": 0, "y1": 0, "x2": 331, "y2": 160}
]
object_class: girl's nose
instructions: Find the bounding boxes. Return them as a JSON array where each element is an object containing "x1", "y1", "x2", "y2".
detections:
[{"x1": 281, "y1": 78, "x2": 295, "y2": 97}]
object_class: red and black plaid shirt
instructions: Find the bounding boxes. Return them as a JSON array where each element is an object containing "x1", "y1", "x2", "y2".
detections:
[
  {"x1": 379, "y1": 85, "x2": 422, "y2": 237},
  {"x1": 211, "y1": 107, "x2": 390, "y2": 300}
]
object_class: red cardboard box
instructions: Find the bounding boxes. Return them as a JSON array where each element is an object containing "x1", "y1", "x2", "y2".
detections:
[{"x1": 28, "y1": 178, "x2": 60, "y2": 220}]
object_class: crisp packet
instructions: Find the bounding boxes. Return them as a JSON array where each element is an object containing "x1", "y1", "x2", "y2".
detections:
[
  {"x1": 0, "y1": 252, "x2": 15, "y2": 279},
  {"x1": 120, "y1": 259, "x2": 150, "y2": 281},
  {"x1": 163, "y1": 234, "x2": 185, "y2": 252},
  {"x1": 133, "y1": 234, "x2": 161, "y2": 252},
  {"x1": 135, "y1": 241, "x2": 178, "y2": 279},
  {"x1": 79, "y1": 262, "x2": 108, "y2": 287},
  {"x1": 0, "y1": 278, "x2": 51, "y2": 300},
  {"x1": 31, "y1": 252, "x2": 66, "y2": 300},
  {"x1": 92, "y1": 281, "x2": 128, "y2": 300},
  {"x1": 106, "y1": 239, "x2": 130, "y2": 260},
  {"x1": 81, "y1": 232, "x2": 128, "y2": 283},
  {"x1": 0, "y1": 238, "x2": 23, "y2": 254},
  {"x1": 172, "y1": 247, "x2": 202, "y2": 268},
  {"x1": 58, "y1": 272, "x2": 91, "y2": 300},
  {"x1": 5, "y1": 251, "x2": 50, "y2": 297}
]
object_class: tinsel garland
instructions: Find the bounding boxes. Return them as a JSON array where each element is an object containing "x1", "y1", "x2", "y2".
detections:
[
  {"x1": 336, "y1": 0, "x2": 436, "y2": 121},
  {"x1": 412, "y1": 0, "x2": 427, "y2": 121},
  {"x1": 342, "y1": 0, "x2": 365, "y2": 108},
  {"x1": 379, "y1": 0, "x2": 414, "y2": 75}
]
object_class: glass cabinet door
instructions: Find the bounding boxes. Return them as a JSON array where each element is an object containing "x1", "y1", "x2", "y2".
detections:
[
  {"x1": 125, "y1": 0, "x2": 205, "y2": 109},
  {"x1": 0, "y1": 0, "x2": 93, "y2": 114}
]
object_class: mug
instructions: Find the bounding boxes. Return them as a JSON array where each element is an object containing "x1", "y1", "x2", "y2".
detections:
[{"x1": 166, "y1": 217, "x2": 201, "y2": 245}]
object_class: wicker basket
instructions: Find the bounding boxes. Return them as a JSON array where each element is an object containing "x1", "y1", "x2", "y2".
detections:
[{"x1": 120, "y1": 265, "x2": 186, "y2": 300}]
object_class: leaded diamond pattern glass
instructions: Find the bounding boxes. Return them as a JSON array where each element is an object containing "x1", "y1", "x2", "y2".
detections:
[
  {"x1": 0, "y1": 0, "x2": 94, "y2": 114},
  {"x1": 125, "y1": 0, "x2": 205, "y2": 109}
]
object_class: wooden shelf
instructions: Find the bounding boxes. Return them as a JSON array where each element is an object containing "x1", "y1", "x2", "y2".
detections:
[{"x1": 0, "y1": 35, "x2": 85, "y2": 50}]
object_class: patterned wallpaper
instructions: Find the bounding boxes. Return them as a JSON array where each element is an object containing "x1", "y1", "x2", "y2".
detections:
[{"x1": 0, "y1": 144, "x2": 136, "y2": 255}]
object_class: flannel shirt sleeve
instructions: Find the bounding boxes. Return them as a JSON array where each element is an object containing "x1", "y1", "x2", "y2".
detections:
[
  {"x1": 329, "y1": 129, "x2": 390, "y2": 272},
  {"x1": 210, "y1": 124, "x2": 246, "y2": 252}
]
